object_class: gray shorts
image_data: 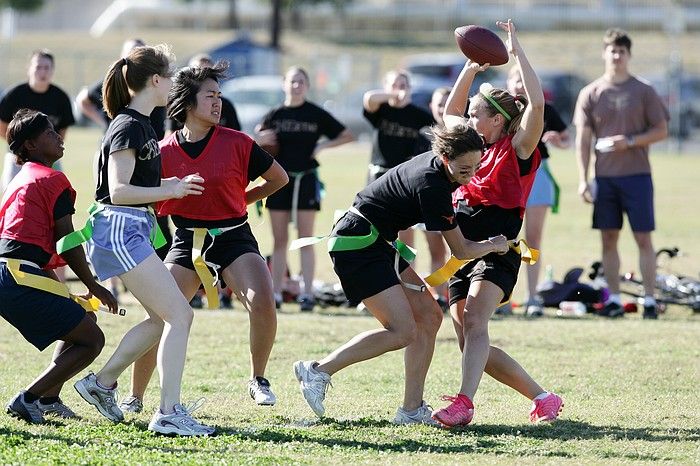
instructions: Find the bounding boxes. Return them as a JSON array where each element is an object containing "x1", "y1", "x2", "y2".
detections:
[{"x1": 86, "y1": 205, "x2": 157, "y2": 281}]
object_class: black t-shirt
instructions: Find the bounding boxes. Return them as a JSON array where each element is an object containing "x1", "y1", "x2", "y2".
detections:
[
  {"x1": 537, "y1": 103, "x2": 567, "y2": 160},
  {"x1": 87, "y1": 80, "x2": 166, "y2": 139},
  {"x1": 170, "y1": 128, "x2": 274, "y2": 229},
  {"x1": 0, "y1": 83, "x2": 75, "y2": 131},
  {"x1": 346, "y1": 152, "x2": 459, "y2": 242},
  {"x1": 166, "y1": 96, "x2": 241, "y2": 133},
  {"x1": 0, "y1": 188, "x2": 75, "y2": 268},
  {"x1": 95, "y1": 109, "x2": 161, "y2": 208},
  {"x1": 260, "y1": 101, "x2": 345, "y2": 172},
  {"x1": 364, "y1": 103, "x2": 435, "y2": 168}
]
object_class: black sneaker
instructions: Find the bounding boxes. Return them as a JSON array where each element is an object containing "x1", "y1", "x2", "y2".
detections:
[
  {"x1": 190, "y1": 294, "x2": 203, "y2": 309},
  {"x1": 6, "y1": 391, "x2": 44, "y2": 424},
  {"x1": 598, "y1": 301, "x2": 624, "y2": 318},
  {"x1": 642, "y1": 305, "x2": 658, "y2": 320},
  {"x1": 298, "y1": 294, "x2": 315, "y2": 312},
  {"x1": 219, "y1": 293, "x2": 233, "y2": 309}
]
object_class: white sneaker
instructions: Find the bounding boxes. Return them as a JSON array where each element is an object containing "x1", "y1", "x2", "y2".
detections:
[
  {"x1": 293, "y1": 360, "x2": 331, "y2": 418},
  {"x1": 118, "y1": 396, "x2": 144, "y2": 413},
  {"x1": 393, "y1": 401, "x2": 441, "y2": 427},
  {"x1": 249, "y1": 377, "x2": 276, "y2": 406},
  {"x1": 73, "y1": 372, "x2": 123, "y2": 422},
  {"x1": 148, "y1": 403, "x2": 215, "y2": 436}
]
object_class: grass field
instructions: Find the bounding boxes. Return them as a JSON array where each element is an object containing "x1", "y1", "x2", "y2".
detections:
[{"x1": 0, "y1": 128, "x2": 698, "y2": 464}]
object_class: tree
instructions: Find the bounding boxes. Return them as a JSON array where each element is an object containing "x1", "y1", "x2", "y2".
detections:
[{"x1": 269, "y1": 0, "x2": 353, "y2": 49}]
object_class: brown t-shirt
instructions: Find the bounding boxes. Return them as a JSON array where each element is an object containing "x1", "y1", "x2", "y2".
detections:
[{"x1": 574, "y1": 75, "x2": 669, "y2": 177}]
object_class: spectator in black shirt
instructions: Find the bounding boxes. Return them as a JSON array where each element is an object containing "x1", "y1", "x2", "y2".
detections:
[
  {"x1": 363, "y1": 70, "x2": 436, "y2": 255},
  {"x1": 256, "y1": 66, "x2": 354, "y2": 312},
  {"x1": 0, "y1": 49, "x2": 75, "y2": 192}
]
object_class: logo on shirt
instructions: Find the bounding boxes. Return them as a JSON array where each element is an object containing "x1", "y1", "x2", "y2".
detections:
[
  {"x1": 379, "y1": 120, "x2": 420, "y2": 139},
  {"x1": 274, "y1": 119, "x2": 319, "y2": 134},
  {"x1": 138, "y1": 139, "x2": 160, "y2": 161}
]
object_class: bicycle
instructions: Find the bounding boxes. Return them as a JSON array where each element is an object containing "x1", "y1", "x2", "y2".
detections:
[{"x1": 588, "y1": 247, "x2": 700, "y2": 313}]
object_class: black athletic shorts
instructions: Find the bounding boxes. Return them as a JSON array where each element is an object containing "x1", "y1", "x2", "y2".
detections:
[
  {"x1": 164, "y1": 223, "x2": 261, "y2": 274},
  {"x1": 0, "y1": 262, "x2": 86, "y2": 351},
  {"x1": 265, "y1": 170, "x2": 321, "y2": 211},
  {"x1": 329, "y1": 212, "x2": 410, "y2": 303},
  {"x1": 448, "y1": 203, "x2": 523, "y2": 306},
  {"x1": 448, "y1": 248, "x2": 521, "y2": 306}
]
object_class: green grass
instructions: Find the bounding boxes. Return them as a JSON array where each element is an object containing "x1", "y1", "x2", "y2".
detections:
[{"x1": 0, "y1": 128, "x2": 697, "y2": 464}]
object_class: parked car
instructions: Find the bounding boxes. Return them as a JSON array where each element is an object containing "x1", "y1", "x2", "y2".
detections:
[
  {"x1": 220, "y1": 75, "x2": 284, "y2": 135},
  {"x1": 649, "y1": 74, "x2": 700, "y2": 139},
  {"x1": 537, "y1": 70, "x2": 587, "y2": 125},
  {"x1": 403, "y1": 53, "x2": 502, "y2": 112}
]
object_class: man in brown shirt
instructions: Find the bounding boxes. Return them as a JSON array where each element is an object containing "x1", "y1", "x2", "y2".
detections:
[{"x1": 574, "y1": 28, "x2": 668, "y2": 319}]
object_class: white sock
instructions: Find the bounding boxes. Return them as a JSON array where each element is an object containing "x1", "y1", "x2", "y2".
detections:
[
  {"x1": 274, "y1": 292, "x2": 282, "y2": 302},
  {"x1": 606, "y1": 294, "x2": 621, "y2": 305},
  {"x1": 533, "y1": 392, "x2": 550, "y2": 401}
]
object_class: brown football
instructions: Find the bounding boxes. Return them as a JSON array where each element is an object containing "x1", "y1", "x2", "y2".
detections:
[{"x1": 454, "y1": 25, "x2": 509, "y2": 66}]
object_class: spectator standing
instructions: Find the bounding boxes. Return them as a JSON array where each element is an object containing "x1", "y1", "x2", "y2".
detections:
[
  {"x1": 0, "y1": 49, "x2": 75, "y2": 192},
  {"x1": 573, "y1": 28, "x2": 669, "y2": 319}
]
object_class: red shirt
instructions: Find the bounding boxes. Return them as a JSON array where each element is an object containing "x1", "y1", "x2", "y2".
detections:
[
  {"x1": 158, "y1": 126, "x2": 254, "y2": 220},
  {"x1": 0, "y1": 162, "x2": 76, "y2": 269},
  {"x1": 453, "y1": 134, "x2": 540, "y2": 218}
]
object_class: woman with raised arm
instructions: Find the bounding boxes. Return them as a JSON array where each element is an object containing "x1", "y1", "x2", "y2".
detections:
[
  {"x1": 432, "y1": 20, "x2": 563, "y2": 428},
  {"x1": 72, "y1": 44, "x2": 214, "y2": 436}
]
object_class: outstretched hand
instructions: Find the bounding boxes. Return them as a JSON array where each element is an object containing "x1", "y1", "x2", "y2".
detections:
[
  {"x1": 163, "y1": 173, "x2": 205, "y2": 199},
  {"x1": 496, "y1": 19, "x2": 520, "y2": 56},
  {"x1": 466, "y1": 59, "x2": 490, "y2": 73},
  {"x1": 85, "y1": 285, "x2": 118, "y2": 315}
]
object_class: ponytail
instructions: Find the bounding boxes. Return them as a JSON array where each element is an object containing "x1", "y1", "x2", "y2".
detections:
[
  {"x1": 102, "y1": 58, "x2": 131, "y2": 119},
  {"x1": 102, "y1": 44, "x2": 174, "y2": 119}
]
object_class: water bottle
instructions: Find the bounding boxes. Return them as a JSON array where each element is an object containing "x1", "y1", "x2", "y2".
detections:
[{"x1": 557, "y1": 301, "x2": 586, "y2": 317}]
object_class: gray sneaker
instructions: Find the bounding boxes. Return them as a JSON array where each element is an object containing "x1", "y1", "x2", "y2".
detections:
[
  {"x1": 148, "y1": 403, "x2": 215, "y2": 436},
  {"x1": 293, "y1": 360, "x2": 331, "y2": 417},
  {"x1": 73, "y1": 372, "x2": 123, "y2": 422},
  {"x1": 393, "y1": 401, "x2": 441, "y2": 427},
  {"x1": 248, "y1": 377, "x2": 277, "y2": 406},
  {"x1": 38, "y1": 398, "x2": 76, "y2": 418},
  {"x1": 118, "y1": 396, "x2": 144, "y2": 413},
  {"x1": 6, "y1": 391, "x2": 44, "y2": 424}
]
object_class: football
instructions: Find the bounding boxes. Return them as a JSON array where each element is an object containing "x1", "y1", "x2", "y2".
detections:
[{"x1": 454, "y1": 25, "x2": 509, "y2": 66}]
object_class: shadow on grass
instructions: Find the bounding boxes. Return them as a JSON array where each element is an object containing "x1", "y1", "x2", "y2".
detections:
[{"x1": 211, "y1": 418, "x2": 697, "y2": 461}]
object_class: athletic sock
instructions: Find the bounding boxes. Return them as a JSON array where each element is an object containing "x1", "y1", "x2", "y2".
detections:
[
  {"x1": 23, "y1": 391, "x2": 40, "y2": 403},
  {"x1": 533, "y1": 392, "x2": 550, "y2": 401},
  {"x1": 643, "y1": 296, "x2": 657, "y2": 307},
  {"x1": 96, "y1": 379, "x2": 116, "y2": 390},
  {"x1": 39, "y1": 396, "x2": 60, "y2": 404}
]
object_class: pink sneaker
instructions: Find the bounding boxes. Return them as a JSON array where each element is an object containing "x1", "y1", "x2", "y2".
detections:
[
  {"x1": 431, "y1": 394, "x2": 474, "y2": 427},
  {"x1": 529, "y1": 392, "x2": 563, "y2": 423}
]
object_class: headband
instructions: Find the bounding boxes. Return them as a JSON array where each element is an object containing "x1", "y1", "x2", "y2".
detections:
[
  {"x1": 480, "y1": 91, "x2": 512, "y2": 121},
  {"x1": 8, "y1": 112, "x2": 49, "y2": 155}
]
